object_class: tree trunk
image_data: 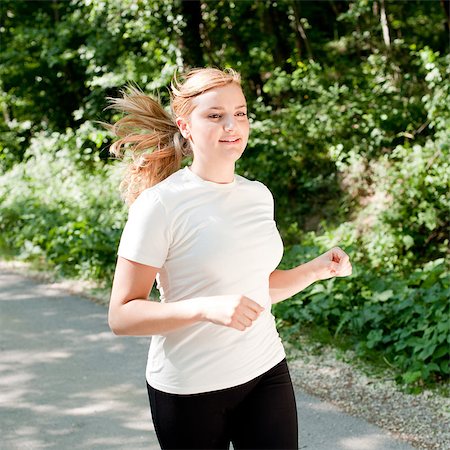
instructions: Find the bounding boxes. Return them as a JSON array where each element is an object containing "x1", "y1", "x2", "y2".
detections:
[
  {"x1": 179, "y1": 0, "x2": 204, "y2": 67},
  {"x1": 261, "y1": 2, "x2": 292, "y2": 70},
  {"x1": 440, "y1": 0, "x2": 450, "y2": 31},
  {"x1": 51, "y1": 0, "x2": 60, "y2": 22},
  {"x1": 292, "y1": 1, "x2": 313, "y2": 60},
  {"x1": 327, "y1": 0, "x2": 339, "y2": 17},
  {"x1": 198, "y1": 2, "x2": 218, "y2": 67},
  {"x1": 379, "y1": 0, "x2": 391, "y2": 48}
]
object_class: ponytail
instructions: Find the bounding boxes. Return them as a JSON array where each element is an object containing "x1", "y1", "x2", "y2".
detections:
[
  {"x1": 101, "y1": 68, "x2": 241, "y2": 205},
  {"x1": 100, "y1": 84, "x2": 191, "y2": 205}
]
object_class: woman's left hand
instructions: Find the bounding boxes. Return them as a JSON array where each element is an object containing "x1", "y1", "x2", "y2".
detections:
[{"x1": 309, "y1": 247, "x2": 353, "y2": 281}]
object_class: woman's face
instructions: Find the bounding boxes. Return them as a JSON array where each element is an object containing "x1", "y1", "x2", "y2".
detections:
[{"x1": 178, "y1": 83, "x2": 250, "y2": 166}]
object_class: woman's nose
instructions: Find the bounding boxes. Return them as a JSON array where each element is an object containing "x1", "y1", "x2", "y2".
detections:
[{"x1": 224, "y1": 116, "x2": 236, "y2": 131}]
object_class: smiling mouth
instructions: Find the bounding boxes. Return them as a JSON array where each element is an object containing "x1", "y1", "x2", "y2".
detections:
[{"x1": 219, "y1": 138, "x2": 241, "y2": 143}]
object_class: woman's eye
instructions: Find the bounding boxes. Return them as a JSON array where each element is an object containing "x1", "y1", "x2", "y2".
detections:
[{"x1": 208, "y1": 112, "x2": 247, "y2": 119}]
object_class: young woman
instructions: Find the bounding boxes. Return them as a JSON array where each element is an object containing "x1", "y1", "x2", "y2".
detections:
[{"x1": 105, "y1": 67, "x2": 352, "y2": 450}]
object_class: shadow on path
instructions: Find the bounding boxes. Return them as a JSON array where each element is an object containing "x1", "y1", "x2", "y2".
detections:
[{"x1": 0, "y1": 272, "x2": 414, "y2": 450}]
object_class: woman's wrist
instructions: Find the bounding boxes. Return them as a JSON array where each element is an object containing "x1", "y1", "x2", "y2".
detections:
[
  {"x1": 182, "y1": 297, "x2": 208, "y2": 322},
  {"x1": 301, "y1": 259, "x2": 322, "y2": 284}
]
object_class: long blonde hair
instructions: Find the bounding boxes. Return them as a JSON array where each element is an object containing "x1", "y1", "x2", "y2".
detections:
[{"x1": 100, "y1": 67, "x2": 241, "y2": 205}]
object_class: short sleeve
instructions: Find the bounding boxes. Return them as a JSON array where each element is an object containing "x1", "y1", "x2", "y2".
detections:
[
  {"x1": 254, "y1": 181, "x2": 275, "y2": 218},
  {"x1": 117, "y1": 189, "x2": 170, "y2": 268}
]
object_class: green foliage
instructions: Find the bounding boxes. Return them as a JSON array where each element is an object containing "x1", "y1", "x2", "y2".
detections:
[
  {"x1": 274, "y1": 255, "x2": 449, "y2": 388},
  {"x1": 364, "y1": 139, "x2": 449, "y2": 270},
  {"x1": 271, "y1": 53, "x2": 450, "y2": 384},
  {"x1": 0, "y1": 129, "x2": 126, "y2": 281},
  {"x1": 0, "y1": 0, "x2": 180, "y2": 170},
  {"x1": 239, "y1": 45, "x2": 448, "y2": 240}
]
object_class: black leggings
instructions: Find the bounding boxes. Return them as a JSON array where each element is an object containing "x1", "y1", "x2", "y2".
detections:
[{"x1": 146, "y1": 358, "x2": 298, "y2": 450}]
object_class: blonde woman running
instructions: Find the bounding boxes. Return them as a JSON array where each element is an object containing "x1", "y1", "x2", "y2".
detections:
[{"x1": 105, "y1": 67, "x2": 352, "y2": 450}]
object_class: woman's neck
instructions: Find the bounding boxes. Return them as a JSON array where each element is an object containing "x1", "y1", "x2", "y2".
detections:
[{"x1": 189, "y1": 161, "x2": 235, "y2": 184}]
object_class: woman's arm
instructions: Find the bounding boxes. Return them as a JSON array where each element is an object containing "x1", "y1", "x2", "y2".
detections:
[
  {"x1": 269, "y1": 260, "x2": 318, "y2": 304},
  {"x1": 269, "y1": 247, "x2": 352, "y2": 304},
  {"x1": 108, "y1": 256, "x2": 264, "y2": 336}
]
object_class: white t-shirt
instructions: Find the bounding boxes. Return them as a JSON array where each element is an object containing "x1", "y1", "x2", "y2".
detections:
[{"x1": 117, "y1": 166, "x2": 286, "y2": 394}]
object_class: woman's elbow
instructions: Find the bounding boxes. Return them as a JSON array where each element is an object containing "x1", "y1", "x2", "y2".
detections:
[{"x1": 108, "y1": 306, "x2": 125, "y2": 335}]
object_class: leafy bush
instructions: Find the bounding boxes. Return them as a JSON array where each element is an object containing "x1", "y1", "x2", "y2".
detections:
[
  {"x1": 239, "y1": 44, "x2": 446, "y2": 238},
  {"x1": 0, "y1": 128, "x2": 126, "y2": 282},
  {"x1": 270, "y1": 47, "x2": 449, "y2": 386},
  {"x1": 275, "y1": 252, "x2": 449, "y2": 387}
]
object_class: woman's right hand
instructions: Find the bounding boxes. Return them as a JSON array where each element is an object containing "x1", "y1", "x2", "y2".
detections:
[{"x1": 197, "y1": 295, "x2": 265, "y2": 331}]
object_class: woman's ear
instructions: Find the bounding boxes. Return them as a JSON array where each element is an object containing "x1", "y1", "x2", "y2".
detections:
[{"x1": 176, "y1": 117, "x2": 190, "y2": 139}]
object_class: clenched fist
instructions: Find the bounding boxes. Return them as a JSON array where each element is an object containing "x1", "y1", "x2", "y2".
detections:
[
  {"x1": 198, "y1": 295, "x2": 264, "y2": 331},
  {"x1": 309, "y1": 247, "x2": 353, "y2": 281}
]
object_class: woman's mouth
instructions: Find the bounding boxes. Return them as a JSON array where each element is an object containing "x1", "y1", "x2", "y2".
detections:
[{"x1": 219, "y1": 138, "x2": 241, "y2": 144}]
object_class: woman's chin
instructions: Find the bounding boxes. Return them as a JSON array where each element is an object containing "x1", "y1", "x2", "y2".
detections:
[
  {"x1": 223, "y1": 146, "x2": 246, "y2": 161},
  {"x1": 226, "y1": 149, "x2": 244, "y2": 161}
]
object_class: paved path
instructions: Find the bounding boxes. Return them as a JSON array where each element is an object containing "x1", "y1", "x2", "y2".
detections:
[{"x1": 0, "y1": 271, "x2": 415, "y2": 450}]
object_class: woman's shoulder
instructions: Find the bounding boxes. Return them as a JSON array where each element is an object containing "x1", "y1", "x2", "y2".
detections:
[
  {"x1": 143, "y1": 168, "x2": 186, "y2": 195},
  {"x1": 236, "y1": 174, "x2": 274, "y2": 198},
  {"x1": 131, "y1": 169, "x2": 185, "y2": 210}
]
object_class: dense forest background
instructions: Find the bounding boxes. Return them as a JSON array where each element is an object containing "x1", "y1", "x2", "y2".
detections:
[{"x1": 0, "y1": 0, "x2": 449, "y2": 389}]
